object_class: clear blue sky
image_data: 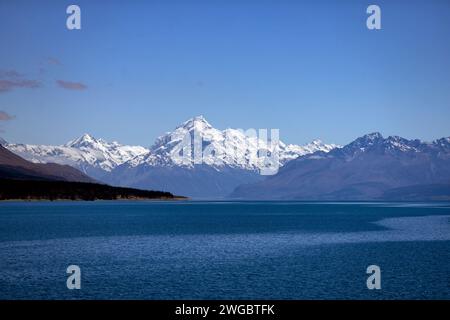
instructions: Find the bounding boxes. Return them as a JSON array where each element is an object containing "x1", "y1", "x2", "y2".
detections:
[{"x1": 0, "y1": 0, "x2": 449, "y2": 146}]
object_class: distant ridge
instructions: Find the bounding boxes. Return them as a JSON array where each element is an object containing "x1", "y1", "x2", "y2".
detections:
[
  {"x1": 230, "y1": 133, "x2": 450, "y2": 200},
  {"x1": 0, "y1": 145, "x2": 182, "y2": 201},
  {"x1": 0, "y1": 145, "x2": 94, "y2": 183},
  {"x1": 5, "y1": 133, "x2": 148, "y2": 178}
]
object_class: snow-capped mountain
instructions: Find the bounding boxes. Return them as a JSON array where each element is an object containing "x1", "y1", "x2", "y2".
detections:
[
  {"x1": 125, "y1": 115, "x2": 338, "y2": 172},
  {"x1": 5, "y1": 116, "x2": 338, "y2": 198},
  {"x1": 300, "y1": 132, "x2": 450, "y2": 161},
  {"x1": 230, "y1": 132, "x2": 450, "y2": 200},
  {"x1": 6, "y1": 134, "x2": 149, "y2": 179},
  {"x1": 103, "y1": 116, "x2": 338, "y2": 198}
]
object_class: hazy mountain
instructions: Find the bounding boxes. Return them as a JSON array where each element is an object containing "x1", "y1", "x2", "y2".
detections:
[
  {"x1": 230, "y1": 133, "x2": 450, "y2": 200},
  {"x1": 0, "y1": 145, "x2": 95, "y2": 183}
]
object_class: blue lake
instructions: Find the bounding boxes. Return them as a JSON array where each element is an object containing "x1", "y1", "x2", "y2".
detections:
[{"x1": 0, "y1": 201, "x2": 449, "y2": 299}]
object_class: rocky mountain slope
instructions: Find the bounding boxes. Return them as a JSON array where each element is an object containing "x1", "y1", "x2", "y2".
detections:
[{"x1": 230, "y1": 133, "x2": 450, "y2": 200}]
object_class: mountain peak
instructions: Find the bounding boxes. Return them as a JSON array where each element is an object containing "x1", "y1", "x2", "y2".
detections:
[
  {"x1": 334, "y1": 132, "x2": 446, "y2": 157},
  {"x1": 178, "y1": 115, "x2": 213, "y2": 131},
  {"x1": 362, "y1": 132, "x2": 383, "y2": 140},
  {"x1": 434, "y1": 136, "x2": 450, "y2": 148},
  {"x1": 0, "y1": 137, "x2": 7, "y2": 145},
  {"x1": 80, "y1": 133, "x2": 93, "y2": 139},
  {"x1": 337, "y1": 132, "x2": 388, "y2": 156},
  {"x1": 146, "y1": 116, "x2": 339, "y2": 171},
  {"x1": 311, "y1": 139, "x2": 324, "y2": 145},
  {"x1": 65, "y1": 133, "x2": 98, "y2": 147},
  {"x1": 348, "y1": 132, "x2": 384, "y2": 147},
  {"x1": 193, "y1": 115, "x2": 207, "y2": 121}
]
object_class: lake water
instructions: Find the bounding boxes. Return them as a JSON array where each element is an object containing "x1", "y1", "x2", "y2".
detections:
[{"x1": 0, "y1": 201, "x2": 449, "y2": 299}]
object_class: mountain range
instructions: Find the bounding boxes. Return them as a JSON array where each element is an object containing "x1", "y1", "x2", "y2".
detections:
[
  {"x1": 6, "y1": 133, "x2": 149, "y2": 179},
  {"x1": 4, "y1": 116, "x2": 338, "y2": 198},
  {"x1": 230, "y1": 133, "x2": 450, "y2": 200},
  {"x1": 0, "y1": 144, "x2": 177, "y2": 201},
  {"x1": 0, "y1": 144, "x2": 94, "y2": 183},
  {"x1": 4, "y1": 116, "x2": 449, "y2": 200}
]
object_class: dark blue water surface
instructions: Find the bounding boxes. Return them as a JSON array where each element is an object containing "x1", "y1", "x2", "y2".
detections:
[{"x1": 0, "y1": 201, "x2": 449, "y2": 299}]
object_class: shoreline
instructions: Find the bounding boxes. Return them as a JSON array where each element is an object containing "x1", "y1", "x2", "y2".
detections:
[
  {"x1": 0, "y1": 196, "x2": 188, "y2": 202},
  {"x1": 0, "y1": 179, "x2": 187, "y2": 202}
]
